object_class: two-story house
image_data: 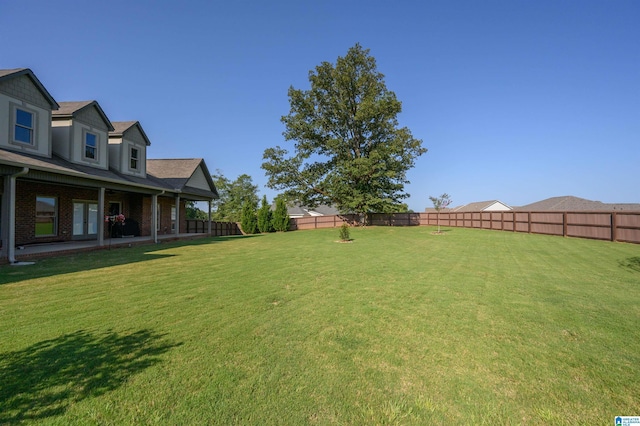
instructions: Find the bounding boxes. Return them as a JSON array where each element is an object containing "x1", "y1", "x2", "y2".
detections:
[{"x1": 0, "y1": 68, "x2": 218, "y2": 264}]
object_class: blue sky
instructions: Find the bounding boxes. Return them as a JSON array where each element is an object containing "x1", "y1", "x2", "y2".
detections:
[{"x1": 2, "y1": 1, "x2": 638, "y2": 210}]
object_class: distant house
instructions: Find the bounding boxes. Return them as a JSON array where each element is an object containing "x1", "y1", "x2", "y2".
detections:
[
  {"x1": 451, "y1": 200, "x2": 512, "y2": 212},
  {"x1": 516, "y1": 196, "x2": 640, "y2": 211},
  {"x1": 285, "y1": 204, "x2": 340, "y2": 218},
  {"x1": 0, "y1": 68, "x2": 218, "y2": 264}
]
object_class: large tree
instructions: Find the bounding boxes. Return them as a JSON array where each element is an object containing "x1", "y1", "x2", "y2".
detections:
[
  {"x1": 262, "y1": 43, "x2": 426, "y2": 217},
  {"x1": 211, "y1": 171, "x2": 259, "y2": 222}
]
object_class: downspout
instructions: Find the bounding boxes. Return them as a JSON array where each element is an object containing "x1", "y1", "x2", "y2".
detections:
[
  {"x1": 152, "y1": 190, "x2": 165, "y2": 243},
  {"x1": 6, "y1": 167, "x2": 29, "y2": 264}
]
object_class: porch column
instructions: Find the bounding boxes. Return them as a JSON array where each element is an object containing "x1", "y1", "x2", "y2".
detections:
[
  {"x1": 208, "y1": 200, "x2": 212, "y2": 235},
  {"x1": 1, "y1": 179, "x2": 9, "y2": 260},
  {"x1": 6, "y1": 168, "x2": 29, "y2": 263},
  {"x1": 174, "y1": 195, "x2": 180, "y2": 236},
  {"x1": 152, "y1": 193, "x2": 159, "y2": 243},
  {"x1": 98, "y1": 187, "x2": 105, "y2": 246}
]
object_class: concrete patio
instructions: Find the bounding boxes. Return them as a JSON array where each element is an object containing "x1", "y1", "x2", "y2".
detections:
[{"x1": 9, "y1": 233, "x2": 210, "y2": 264}]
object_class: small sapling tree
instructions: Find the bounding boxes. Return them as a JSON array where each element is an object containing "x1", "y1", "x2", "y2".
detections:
[
  {"x1": 429, "y1": 193, "x2": 452, "y2": 234},
  {"x1": 339, "y1": 222, "x2": 351, "y2": 242}
]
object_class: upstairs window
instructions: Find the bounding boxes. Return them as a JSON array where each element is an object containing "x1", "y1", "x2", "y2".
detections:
[
  {"x1": 85, "y1": 132, "x2": 97, "y2": 159},
  {"x1": 130, "y1": 147, "x2": 139, "y2": 170},
  {"x1": 14, "y1": 108, "x2": 34, "y2": 145}
]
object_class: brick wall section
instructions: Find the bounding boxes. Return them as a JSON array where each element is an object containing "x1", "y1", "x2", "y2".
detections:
[
  {"x1": 16, "y1": 180, "x2": 99, "y2": 245},
  {"x1": 0, "y1": 75, "x2": 52, "y2": 110},
  {"x1": 13, "y1": 180, "x2": 191, "y2": 246}
]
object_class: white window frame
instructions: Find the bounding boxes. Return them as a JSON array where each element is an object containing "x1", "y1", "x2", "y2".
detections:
[
  {"x1": 130, "y1": 147, "x2": 139, "y2": 171},
  {"x1": 84, "y1": 130, "x2": 98, "y2": 161},
  {"x1": 11, "y1": 104, "x2": 37, "y2": 146}
]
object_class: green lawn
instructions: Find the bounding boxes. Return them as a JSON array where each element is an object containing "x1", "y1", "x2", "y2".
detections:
[{"x1": 1, "y1": 227, "x2": 639, "y2": 424}]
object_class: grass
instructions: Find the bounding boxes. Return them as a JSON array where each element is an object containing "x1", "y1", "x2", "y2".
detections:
[{"x1": 0, "y1": 226, "x2": 639, "y2": 424}]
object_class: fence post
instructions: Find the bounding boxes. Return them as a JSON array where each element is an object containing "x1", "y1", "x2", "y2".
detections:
[
  {"x1": 611, "y1": 212, "x2": 617, "y2": 242},
  {"x1": 563, "y1": 212, "x2": 568, "y2": 237}
]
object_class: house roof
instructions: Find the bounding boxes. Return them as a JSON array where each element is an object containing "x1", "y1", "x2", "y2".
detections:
[
  {"x1": 284, "y1": 203, "x2": 341, "y2": 217},
  {"x1": 0, "y1": 68, "x2": 59, "y2": 110},
  {"x1": 110, "y1": 121, "x2": 152, "y2": 146},
  {"x1": 454, "y1": 200, "x2": 512, "y2": 212},
  {"x1": 53, "y1": 101, "x2": 115, "y2": 131},
  {"x1": 147, "y1": 158, "x2": 218, "y2": 199},
  {"x1": 0, "y1": 149, "x2": 218, "y2": 200},
  {"x1": 0, "y1": 147, "x2": 173, "y2": 192},
  {"x1": 516, "y1": 196, "x2": 640, "y2": 211}
]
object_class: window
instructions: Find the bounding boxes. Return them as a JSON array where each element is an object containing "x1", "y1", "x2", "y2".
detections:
[
  {"x1": 85, "y1": 132, "x2": 97, "y2": 159},
  {"x1": 14, "y1": 108, "x2": 34, "y2": 145},
  {"x1": 171, "y1": 205, "x2": 176, "y2": 231},
  {"x1": 36, "y1": 196, "x2": 57, "y2": 237},
  {"x1": 130, "y1": 147, "x2": 139, "y2": 170},
  {"x1": 109, "y1": 202, "x2": 121, "y2": 216}
]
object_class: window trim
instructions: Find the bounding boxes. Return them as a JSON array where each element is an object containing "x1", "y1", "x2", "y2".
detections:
[
  {"x1": 130, "y1": 147, "x2": 140, "y2": 171},
  {"x1": 35, "y1": 196, "x2": 58, "y2": 237},
  {"x1": 83, "y1": 130, "x2": 99, "y2": 161},
  {"x1": 11, "y1": 104, "x2": 37, "y2": 147}
]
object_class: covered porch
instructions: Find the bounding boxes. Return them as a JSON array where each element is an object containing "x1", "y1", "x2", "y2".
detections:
[{"x1": 10, "y1": 232, "x2": 210, "y2": 263}]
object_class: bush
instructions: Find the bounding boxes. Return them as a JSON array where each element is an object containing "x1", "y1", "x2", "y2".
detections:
[
  {"x1": 339, "y1": 222, "x2": 351, "y2": 241},
  {"x1": 257, "y1": 196, "x2": 273, "y2": 233},
  {"x1": 241, "y1": 201, "x2": 258, "y2": 234},
  {"x1": 272, "y1": 198, "x2": 290, "y2": 232}
]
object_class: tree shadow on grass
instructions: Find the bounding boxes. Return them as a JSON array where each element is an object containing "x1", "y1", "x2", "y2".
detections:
[
  {"x1": 0, "y1": 329, "x2": 181, "y2": 424},
  {"x1": 619, "y1": 256, "x2": 640, "y2": 273}
]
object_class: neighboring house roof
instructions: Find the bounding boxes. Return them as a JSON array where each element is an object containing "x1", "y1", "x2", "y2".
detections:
[
  {"x1": 110, "y1": 121, "x2": 152, "y2": 146},
  {"x1": 285, "y1": 204, "x2": 341, "y2": 217},
  {"x1": 454, "y1": 200, "x2": 512, "y2": 212},
  {"x1": 517, "y1": 196, "x2": 640, "y2": 211},
  {"x1": 53, "y1": 100, "x2": 115, "y2": 131},
  {"x1": 0, "y1": 68, "x2": 59, "y2": 109},
  {"x1": 147, "y1": 158, "x2": 219, "y2": 199}
]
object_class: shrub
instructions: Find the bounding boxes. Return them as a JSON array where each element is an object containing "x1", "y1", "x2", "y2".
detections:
[
  {"x1": 241, "y1": 200, "x2": 258, "y2": 234},
  {"x1": 257, "y1": 196, "x2": 273, "y2": 233},
  {"x1": 339, "y1": 222, "x2": 351, "y2": 241},
  {"x1": 272, "y1": 198, "x2": 290, "y2": 232}
]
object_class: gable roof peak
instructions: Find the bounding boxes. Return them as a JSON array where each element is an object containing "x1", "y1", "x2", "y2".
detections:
[
  {"x1": 53, "y1": 100, "x2": 114, "y2": 131},
  {"x1": 0, "y1": 68, "x2": 59, "y2": 109},
  {"x1": 110, "y1": 121, "x2": 152, "y2": 146}
]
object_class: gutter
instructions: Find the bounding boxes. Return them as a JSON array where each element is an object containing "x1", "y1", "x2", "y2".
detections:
[{"x1": 0, "y1": 157, "x2": 175, "y2": 194}]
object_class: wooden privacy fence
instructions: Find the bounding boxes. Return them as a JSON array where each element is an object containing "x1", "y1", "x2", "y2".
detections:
[{"x1": 290, "y1": 211, "x2": 640, "y2": 244}]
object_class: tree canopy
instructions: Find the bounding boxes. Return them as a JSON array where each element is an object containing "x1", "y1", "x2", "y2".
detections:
[
  {"x1": 211, "y1": 171, "x2": 259, "y2": 222},
  {"x1": 262, "y1": 43, "x2": 426, "y2": 216}
]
